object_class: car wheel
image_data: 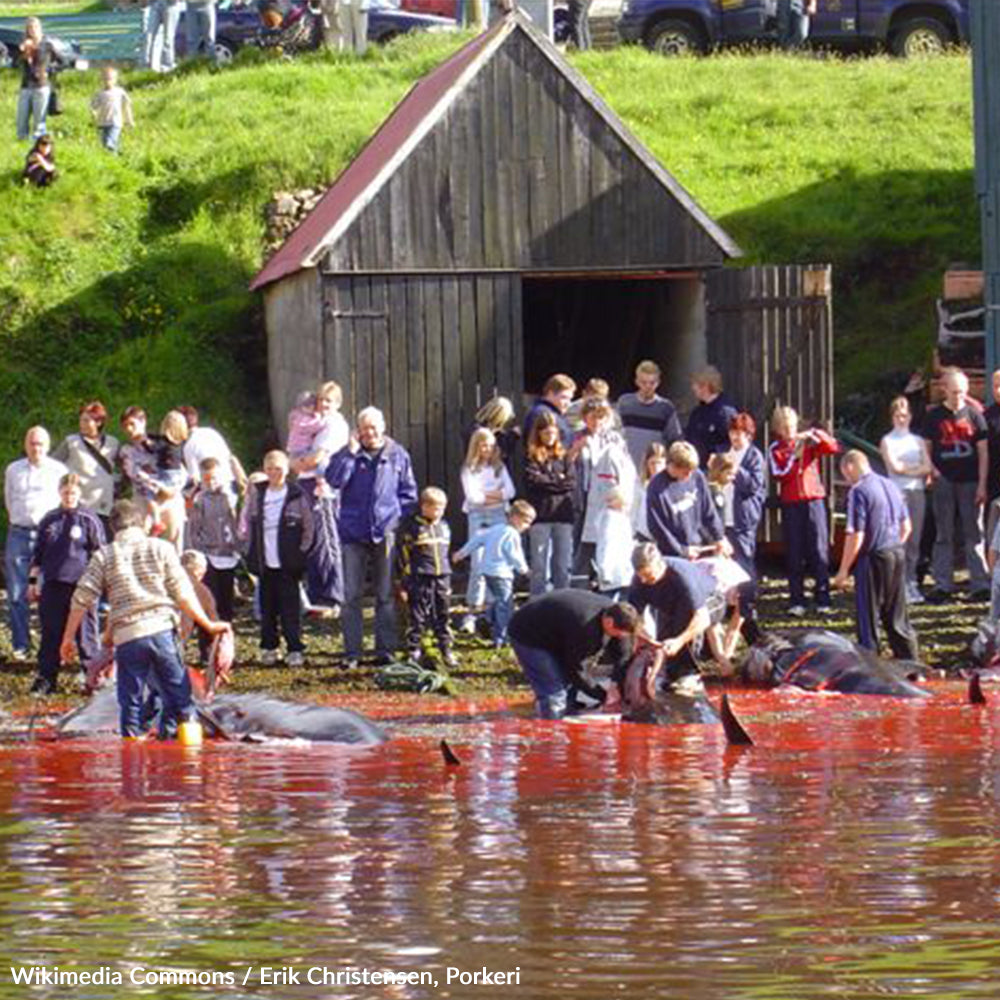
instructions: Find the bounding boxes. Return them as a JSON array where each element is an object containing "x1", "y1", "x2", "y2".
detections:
[
  {"x1": 0, "y1": 40, "x2": 11, "y2": 69},
  {"x1": 214, "y1": 39, "x2": 236, "y2": 63},
  {"x1": 890, "y1": 16, "x2": 950, "y2": 58},
  {"x1": 645, "y1": 18, "x2": 706, "y2": 57}
]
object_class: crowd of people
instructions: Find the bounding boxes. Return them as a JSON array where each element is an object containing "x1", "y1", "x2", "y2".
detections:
[{"x1": 5, "y1": 359, "x2": 998, "y2": 729}]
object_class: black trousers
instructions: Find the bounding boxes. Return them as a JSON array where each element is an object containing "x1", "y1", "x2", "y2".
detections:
[
  {"x1": 38, "y1": 580, "x2": 100, "y2": 685},
  {"x1": 406, "y1": 575, "x2": 452, "y2": 653},
  {"x1": 260, "y1": 567, "x2": 303, "y2": 653},
  {"x1": 855, "y1": 546, "x2": 919, "y2": 660},
  {"x1": 205, "y1": 565, "x2": 235, "y2": 622}
]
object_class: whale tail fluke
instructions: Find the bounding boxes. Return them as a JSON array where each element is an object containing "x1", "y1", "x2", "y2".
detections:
[
  {"x1": 970, "y1": 673, "x2": 988, "y2": 705},
  {"x1": 440, "y1": 739, "x2": 462, "y2": 766},
  {"x1": 720, "y1": 693, "x2": 754, "y2": 746}
]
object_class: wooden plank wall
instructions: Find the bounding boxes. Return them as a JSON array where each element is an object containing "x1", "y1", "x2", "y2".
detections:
[
  {"x1": 322, "y1": 273, "x2": 523, "y2": 519},
  {"x1": 325, "y1": 27, "x2": 726, "y2": 277},
  {"x1": 971, "y1": 1, "x2": 1000, "y2": 375},
  {"x1": 705, "y1": 264, "x2": 834, "y2": 543}
]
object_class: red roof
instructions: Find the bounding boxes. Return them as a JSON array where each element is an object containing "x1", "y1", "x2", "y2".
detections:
[{"x1": 250, "y1": 20, "x2": 506, "y2": 292}]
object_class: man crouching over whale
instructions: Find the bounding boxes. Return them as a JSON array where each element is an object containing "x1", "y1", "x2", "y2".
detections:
[
  {"x1": 507, "y1": 592, "x2": 640, "y2": 719},
  {"x1": 58, "y1": 499, "x2": 229, "y2": 738}
]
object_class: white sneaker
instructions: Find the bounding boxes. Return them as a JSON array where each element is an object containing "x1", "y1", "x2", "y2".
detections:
[
  {"x1": 287, "y1": 651, "x2": 305, "y2": 667},
  {"x1": 260, "y1": 649, "x2": 279, "y2": 666},
  {"x1": 787, "y1": 605, "x2": 807, "y2": 618},
  {"x1": 458, "y1": 615, "x2": 477, "y2": 634},
  {"x1": 907, "y1": 583, "x2": 925, "y2": 604},
  {"x1": 10, "y1": 648, "x2": 29, "y2": 663}
]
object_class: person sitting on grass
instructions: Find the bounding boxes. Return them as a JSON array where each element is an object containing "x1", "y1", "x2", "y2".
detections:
[
  {"x1": 23, "y1": 135, "x2": 56, "y2": 187},
  {"x1": 453, "y1": 500, "x2": 535, "y2": 649},
  {"x1": 396, "y1": 486, "x2": 456, "y2": 669}
]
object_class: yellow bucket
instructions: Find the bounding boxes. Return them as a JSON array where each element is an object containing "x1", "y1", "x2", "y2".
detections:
[{"x1": 177, "y1": 720, "x2": 204, "y2": 747}]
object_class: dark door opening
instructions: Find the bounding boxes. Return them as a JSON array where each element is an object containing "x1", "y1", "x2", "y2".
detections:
[{"x1": 522, "y1": 274, "x2": 702, "y2": 401}]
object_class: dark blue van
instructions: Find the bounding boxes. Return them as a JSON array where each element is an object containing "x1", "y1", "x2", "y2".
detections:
[{"x1": 617, "y1": 0, "x2": 969, "y2": 57}]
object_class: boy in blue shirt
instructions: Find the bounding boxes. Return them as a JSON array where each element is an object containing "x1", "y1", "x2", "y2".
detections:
[{"x1": 454, "y1": 500, "x2": 535, "y2": 647}]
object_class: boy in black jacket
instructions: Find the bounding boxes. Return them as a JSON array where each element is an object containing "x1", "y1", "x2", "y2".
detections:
[
  {"x1": 28, "y1": 473, "x2": 106, "y2": 694},
  {"x1": 397, "y1": 487, "x2": 456, "y2": 668},
  {"x1": 241, "y1": 450, "x2": 314, "y2": 667}
]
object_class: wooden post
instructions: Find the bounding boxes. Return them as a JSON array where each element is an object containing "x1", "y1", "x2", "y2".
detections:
[{"x1": 972, "y1": 0, "x2": 1000, "y2": 379}]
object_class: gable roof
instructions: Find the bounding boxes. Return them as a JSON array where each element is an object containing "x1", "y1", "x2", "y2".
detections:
[{"x1": 250, "y1": 11, "x2": 740, "y2": 292}]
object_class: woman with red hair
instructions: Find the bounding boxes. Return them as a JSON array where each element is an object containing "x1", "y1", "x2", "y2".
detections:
[{"x1": 53, "y1": 401, "x2": 120, "y2": 525}]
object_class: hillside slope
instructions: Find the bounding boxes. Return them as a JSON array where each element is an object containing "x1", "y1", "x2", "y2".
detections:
[{"x1": 0, "y1": 37, "x2": 977, "y2": 462}]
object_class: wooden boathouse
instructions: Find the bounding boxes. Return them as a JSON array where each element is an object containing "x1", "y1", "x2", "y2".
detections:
[{"x1": 250, "y1": 10, "x2": 833, "y2": 523}]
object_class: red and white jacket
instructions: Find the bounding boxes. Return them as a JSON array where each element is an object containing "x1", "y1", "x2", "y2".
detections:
[{"x1": 768, "y1": 429, "x2": 839, "y2": 504}]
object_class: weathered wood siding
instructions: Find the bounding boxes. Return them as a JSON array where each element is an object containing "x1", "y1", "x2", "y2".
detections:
[
  {"x1": 705, "y1": 264, "x2": 834, "y2": 544},
  {"x1": 265, "y1": 268, "x2": 324, "y2": 435},
  {"x1": 323, "y1": 27, "x2": 726, "y2": 276},
  {"x1": 322, "y1": 273, "x2": 523, "y2": 504}
]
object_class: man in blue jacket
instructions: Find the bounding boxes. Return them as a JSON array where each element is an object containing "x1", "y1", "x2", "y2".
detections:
[{"x1": 326, "y1": 406, "x2": 418, "y2": 667}]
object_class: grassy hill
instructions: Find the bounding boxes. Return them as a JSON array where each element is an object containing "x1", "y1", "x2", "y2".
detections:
[{"x1": 0, "y1": 36, "x2": 977, "y2": 466}]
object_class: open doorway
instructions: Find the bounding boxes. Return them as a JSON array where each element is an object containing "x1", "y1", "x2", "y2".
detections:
[{"x1": 521, "y1": 273, "x2": 704, "y2": 404}]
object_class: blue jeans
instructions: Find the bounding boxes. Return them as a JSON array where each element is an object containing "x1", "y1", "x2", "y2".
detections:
[
  {"x1": 98, "y1": 124, "x2": 122, "y2": 152},
  {"x1": 116, "y1": 629, "x2": 192, "y2": 738},
  {"x1": 510, "y1": 640, "x2": 569, "y2": 719},
  {"x1": 16, "y1": 86, "x2": 50, "y2": 141},
  {"x1": 485, "y1": 575, "x2": 514, "y2": 645},
  {"x1": 341, "y1": 536, "x2": 397, "y2": 659},
  {"x1": 528, "y1": 521, "x2": 574, "y2": 596},
  {"x1": 4, "y1": 526, "x2": 35, "y2": 653},
  {"x1": 777, "y1": 0, "x2": 810, "y2": 48},
  {"x1": 466, "y1": 509, "x2": 506, "y2": 607},
  {"x1": 144, "y1": 0, "x2": 182, "y2": 71},
  {"x1": 185, "y1": 3, "x2": 217, "y2": 59}
]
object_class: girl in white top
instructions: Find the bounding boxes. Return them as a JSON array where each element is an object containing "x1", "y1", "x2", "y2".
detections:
[
  {"x1": 569, "y1": 399, "x2": 636, "y2": 577},
  {"x1": 460, "y1": 428, "x2": 515, "y2": 631},
  {"x1": 289, "y1": 380, "x2": 350, "y2": 492},
  {"x1": 631, "y1": 442, "x2": 667, "y2": 541},
  {"x1": 594, "y1": 486, "x2": 634, "y2": 598},
  {"x1": 879, "y1": 395, "x2": 932, "y2": 602}
]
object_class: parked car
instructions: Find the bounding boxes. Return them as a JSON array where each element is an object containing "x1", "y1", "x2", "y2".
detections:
[
  {"x1": 0, "y1": 27, "x2": 86, "y2": 70},
  {"x1": 618, "y1": 0, "x2": 969, "y2": 58},
  {"x1": 176, "y1": 0, "x2": 456, "y2": 62}
]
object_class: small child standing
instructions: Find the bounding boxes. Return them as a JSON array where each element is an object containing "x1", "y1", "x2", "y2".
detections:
[
  {"x1": 594, "y1": 486, "x2": 634, "y2": 600},
  {"x1": 90, "y1": 66, "x2": 134, "y2": 153},
  {"x1": 178, "y1": 549, "x2": 219, "y2": 651},
  {"x1": 187, "y1": 456, "x2": 241, "y2": 625},
  {"x1": 453, "y1": 500, "x2": 534, "y2": 648},
  {"x1": 396, "y1": 486, "x2": 456, "y2": 668},
  {"x1": 241, "y1": 450, "x2": 314, "y2": 667}
]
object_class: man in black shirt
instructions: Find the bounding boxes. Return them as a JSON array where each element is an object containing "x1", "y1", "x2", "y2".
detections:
[
  {"x1": 626, "y1": 542, "x2": 719, "y2": 690},
  {"x1": 507, "y1": 592, "x2": 639, "y2": 719},
  {"x1": 921, "y1": 367, "x2": 989, "y2": 600}
]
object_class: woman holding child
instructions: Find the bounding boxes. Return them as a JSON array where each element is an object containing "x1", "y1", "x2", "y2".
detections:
[{"x1": 287, "y1": 380, "x2": 349, "y2": 611}]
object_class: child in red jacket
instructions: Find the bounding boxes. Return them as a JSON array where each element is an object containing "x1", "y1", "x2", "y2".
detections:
[{"x1": 769, "y1": 406, "x2": 839, "y2": 615}]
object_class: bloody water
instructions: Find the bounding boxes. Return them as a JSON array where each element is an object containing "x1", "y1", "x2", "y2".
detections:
[{"x1": 2, "y1": 683, "x2": 1000, "y2": 999}]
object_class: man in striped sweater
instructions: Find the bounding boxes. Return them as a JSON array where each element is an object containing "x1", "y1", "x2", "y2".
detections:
[
  {"x1": 616, "y1": 360, "x2": 684, "y2": 471},
  {"x1": 60, "y1": 500, "x2": 228, "y2": 738}
]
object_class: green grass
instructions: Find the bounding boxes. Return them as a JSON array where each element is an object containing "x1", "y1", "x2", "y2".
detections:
[{"x1": 0, "y1": 39, "x2": 979, "y2": 470}]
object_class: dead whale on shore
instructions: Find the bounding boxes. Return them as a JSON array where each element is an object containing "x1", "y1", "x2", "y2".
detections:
[
  {"x1": 743, "y1": 630, "x2": 930, "y2": 697},
  {"x1": 56, "y1": 686, "x2": 389, "y2": 745},
  {"x1": 577, "y1": 644, "x2": 753, "y2": 744}
]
